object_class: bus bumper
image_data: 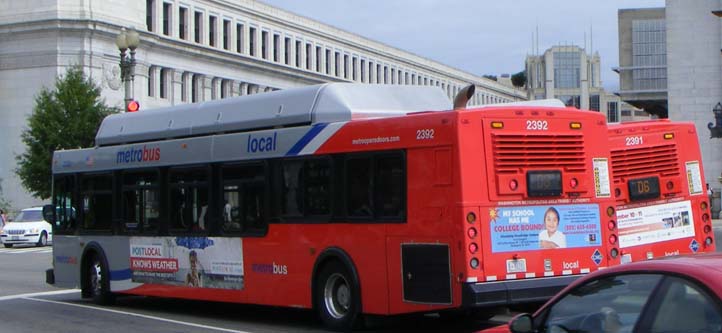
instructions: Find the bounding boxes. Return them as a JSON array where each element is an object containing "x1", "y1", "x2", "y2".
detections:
[
  {"x1": 46, "y1": 268, "x2": 55, "y2": 285},
  {"x1": 462, "y1": 275, "x2": 581, "y2": 307}
]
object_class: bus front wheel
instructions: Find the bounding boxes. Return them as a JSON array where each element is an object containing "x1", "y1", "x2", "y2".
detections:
[
  {"x1": 84, "y1": 253, "x2": 115, "y2": 305},
  {"x1": 315, "y1": 261, "x2": 362, "y2": 331}
]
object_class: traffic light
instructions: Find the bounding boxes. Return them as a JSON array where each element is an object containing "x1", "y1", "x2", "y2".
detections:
[{"x1": 126, "y1": 99, "x2": 140, "y2": 112}]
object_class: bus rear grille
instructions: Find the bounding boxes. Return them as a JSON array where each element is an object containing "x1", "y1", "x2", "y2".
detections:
[
  {"x1": 610, "y1": 144, "x2": 679, "y2": 182},
  {"x1": 492, "y1": 134, "x2": 586, "y2": 173}
]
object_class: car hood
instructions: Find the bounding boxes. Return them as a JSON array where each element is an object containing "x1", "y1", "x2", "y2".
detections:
[{"x1": 3, "y1": 221, "x2": 48, "y2": 230}]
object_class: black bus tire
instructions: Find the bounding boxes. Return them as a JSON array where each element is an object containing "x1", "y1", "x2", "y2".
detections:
[
  {"x1": 315, "y1": 261, "x2": 362, "y2": 331},
  {"x1": 84, "y1": 252, "x2": 115, "y2": 305}
]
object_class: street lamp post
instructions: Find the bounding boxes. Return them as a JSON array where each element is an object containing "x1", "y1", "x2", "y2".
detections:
[{"x1": 116, "y1": 27, "x2": 140, "y2": 112}]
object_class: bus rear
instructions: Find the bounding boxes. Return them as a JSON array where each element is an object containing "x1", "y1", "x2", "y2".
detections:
[
  {"x1": 456, "y1": 106, "x2": 620, "y2": 308},
  {"x1": 608, "y1": 120, "x2": 715, "y2": 263}
]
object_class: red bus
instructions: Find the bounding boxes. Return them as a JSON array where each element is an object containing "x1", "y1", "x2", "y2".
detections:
[
  {"x1": 608, "y1": 119, "x2": 716, "y2": 263},
  {"x1": 45, "y1": 84, "x2": 619, "y2": 330}
]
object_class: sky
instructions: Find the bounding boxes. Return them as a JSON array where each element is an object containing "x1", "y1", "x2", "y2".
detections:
[{"x1": 259, "y1": 0, "x2": 665, "y2": 92}]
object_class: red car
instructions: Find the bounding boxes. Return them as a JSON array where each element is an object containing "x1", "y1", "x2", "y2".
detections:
[{"x1": 480, "y1": 253, "x2": 722, "y2": 333}]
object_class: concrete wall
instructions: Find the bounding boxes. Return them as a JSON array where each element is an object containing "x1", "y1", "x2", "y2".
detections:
[{"x1": 667, "y1": 0, "x2": 722, "y2": 190}]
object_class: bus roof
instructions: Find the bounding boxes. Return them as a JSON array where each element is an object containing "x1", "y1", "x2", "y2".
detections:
[{"x1": 95, "y1": 83, "x2": 452, "y2": 147}]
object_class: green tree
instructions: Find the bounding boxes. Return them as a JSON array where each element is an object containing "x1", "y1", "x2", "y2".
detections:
[
  {"x1": 15, "y1": 66, "x2": 118, "y2": 199},
  {"x1": 482, "y1": 74, "x2": 498, "y2": 81},
  {"x1": 511, "y1": 70, "x2": 527, "y2": 88},
  {"x1": 0, "y1": 178, "x2": 11, "y2": 213}
]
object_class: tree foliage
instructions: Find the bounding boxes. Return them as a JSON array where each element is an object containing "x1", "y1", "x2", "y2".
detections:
[
  {"x1": 15, "y1": 66, "x2": 118, "y2": 199},
  {"x1": 482, "y1": 74, "x2": 498, "y2": 81},
  {"x1": 0, "y1": 178, "x2": 11, "y2": 213},
  {"x1": 511, "y1": 70, "x2": 527, "y2": 88}
]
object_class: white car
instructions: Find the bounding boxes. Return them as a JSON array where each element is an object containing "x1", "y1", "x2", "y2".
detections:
[{"x1": 0, "y1": 207, "x2": 53, "y2": 248}]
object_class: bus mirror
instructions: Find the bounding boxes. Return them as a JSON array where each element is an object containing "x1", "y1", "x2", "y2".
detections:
[
  {"x1": 42, "y1": 205, "x2": 56, "y2": 224},
  {"x1": 453, "y1": 84, "x2": 476, "y2": 110}
]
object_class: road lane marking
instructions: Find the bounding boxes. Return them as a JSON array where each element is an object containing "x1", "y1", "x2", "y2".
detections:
[
  {"x1": 25, "y1": 297, "x2": 253, "y2": 333},
  {"x1": 0, "y1": 289, "x2": 79, "y2": 301}
]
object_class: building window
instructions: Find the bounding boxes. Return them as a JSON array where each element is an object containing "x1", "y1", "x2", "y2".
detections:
[
  {"x1": 162, "y1": 2, "x2": 171, "y2": 36},
  {"x1": 295, "y1": 40, "x2": 302, "y2": 67},
  {"x1": 179, "y1": 7, "x2": 188, "y2": 40},
  {"x1": 249, "y1": 27, "x2": 256, "y2": 56},
  {"x1": 208, "y1": 16, "x2": 217, "y2": 47},
  {"x1": 306, "y1": 43, "x2": 312, "y2": 70},
  {"x1": 377, "y1": 64, "x2": 381, "y2": 83},
  {"x1": 556, "y1": 95, "x2": 581, "y2": 109},
  {"x1": 632, "y1": 19, "x2": 667, "y2": 90},
  {"x1": 194, "y1": 11, "x2": 202, "y2": 43},
  {"x1": 316, "y1": 46, "x2": 322, "y2": 73},
  {"x1": 360, "y1": 59, "x2": 366, "y2": 82},
  {"x1": 344, "y1": 55, "x2": 349, "y2": 79},
  {"x1": 223, "y1": 19, "x2": 230, "y2": 50},
  {"x1": 261, "y1": 31, "x2": 269, "y2": 59},
  {"x1": 326, "y1": 49, "x2": 331, "y2": 74},
  {"x1": 553, "y1": 51, "x2": 581, "y2": 89},
  {"x1": 221, "y1": 80, "x2": 229, "y2": 99},
  {"x1": 273, "y1": 34, "x2": 280, "y2": 62},
  {"x1": 192, "y1": 74, "x2": 201, "y2": 103},
  {"x1": 181, "y1": 73, "x2": 188, "y2": 102},
  {"x1": 589, "y1": 95, "x2": 600, "y2": 111},
  {"x1": 148, "y1": 67, "x2": 155, "y2": 97},
  {"x1": 285, "y1": 37, "x2": 291, "y2": 65},
  {"x1": 160, "y1": 68, "x2": 169, "y2": 99},
  {"x1": 607, "y1": 101, "x2": 619, "y2": 123},
  {"x1": 334, "y1": 52, "x2": 340, "y2": 77},
  {"x1": 352, "y1": 57, "x2": 357, "y2": 81},
  {"x1": 146, "y1": 0, "x2": 155, "y2": 32},
  {"x1": 236, "y1": 23, "x2": 243, "y2": 53}
]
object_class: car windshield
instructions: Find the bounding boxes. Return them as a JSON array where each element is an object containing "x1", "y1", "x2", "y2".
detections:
[{"x1": 13, "y1": 210, "x2": 44, "y2": 222}]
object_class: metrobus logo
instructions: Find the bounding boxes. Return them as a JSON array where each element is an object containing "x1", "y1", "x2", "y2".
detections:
[{"x1": 116, "y1": 146, "x2": 161, "y2": 164}]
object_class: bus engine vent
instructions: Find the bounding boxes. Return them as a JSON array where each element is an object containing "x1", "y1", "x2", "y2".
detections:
[
  {"x1": 401, "y1": 244, "x2": 452, "y2": 304},
  {"x1": 610, "y1": 143, "x2": 679, "y2": 183},
  {"x1": 492, "y1": 134, "x2": 586, "y2": 173}
]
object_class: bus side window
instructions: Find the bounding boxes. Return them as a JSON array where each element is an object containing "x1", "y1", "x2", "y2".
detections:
[
  {"x1": 375, "y1": 154, "x2": 405, "y2": 219},
  {"x1": 221, "y1": 163, "x2": 266, "y2": 235},
  {"x1": 79, "y1": 173, "x2": 113, "y2": 231},
  {"x1": 122, "y1": 171, "x2": 160, "y2": 233},
  {"x1": 169, "y1": 167, "x2": 209, "y2": 233},
  {"x1": 346, "y1": 157, "x2": 372, "y2": 218},
  {"x1": 53, "y1": 175, "x2": 78, "y2": 233}
]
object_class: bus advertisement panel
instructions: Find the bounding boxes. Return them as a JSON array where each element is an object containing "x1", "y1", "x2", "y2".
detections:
[{"x1": 608, "y1": 120, "x2": 715, "y2": 263}]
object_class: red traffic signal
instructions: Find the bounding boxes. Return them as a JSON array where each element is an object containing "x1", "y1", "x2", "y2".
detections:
[{"x1": 126, "y1": 100, "x2": 140, "y2": 112}]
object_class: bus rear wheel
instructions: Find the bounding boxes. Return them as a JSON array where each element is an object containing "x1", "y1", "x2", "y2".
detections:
[
  {"x1": 84, "y1": 253, "x2": 114, "y2": 305},
  {"x1": 316, "y1": 261, "x2": 362, "y2": 331}
]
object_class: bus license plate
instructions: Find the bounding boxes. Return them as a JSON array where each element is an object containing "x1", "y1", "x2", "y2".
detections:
[{"x1": 506, "y1": 259, "x2": 527, "y2": 273}]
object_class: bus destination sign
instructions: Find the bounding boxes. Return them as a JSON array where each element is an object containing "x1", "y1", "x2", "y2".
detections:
[{"x1": 526, "y1": 170, "x2": 562, "y2": 197}]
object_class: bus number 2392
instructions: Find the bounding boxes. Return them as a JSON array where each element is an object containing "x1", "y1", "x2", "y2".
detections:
[{"x1": 526, "y1": 120, "x2": 548, "y2": 130}]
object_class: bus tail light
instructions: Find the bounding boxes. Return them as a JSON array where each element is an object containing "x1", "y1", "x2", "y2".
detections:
[
  {"x1": 466, "y1": 212, "x2": 476, "y2": 224},
  {"x1": 610, "y1": 248, "x2": 619, "y2": 258},
  {"x1": 569, "y1": 178, "x2": 578, "y2": 189},
  {"x1": 569, "y1": 122, "x2": 582, "y2": 129},
  {"x1": 467, "y1": 227, "x2": 477, "y2": 239},
  {"x1": 706, "y1": 237, "x2": 714, "y2": 246},
  {"x1": 704, "y1": 225, "x2": 712, "y2": 234},
  {"x1": 509, "y1": 179, "x2": 518, "y2": 191},
  {"x1": 608, "y1": 221, "x2": 616, "y2": 231},
  {"x1": 703, "y1": 213, "x2": 710, "y2": 223},
  {"x1": 469, "y1": 243, "x2": 478, "y2": 254},
  {"x1": 701, "y1": 202, "x2": 708, "y2": 210},
  {"x1": 470, "y1": 258, "x2": 480, "y2": 269},
  {"x1": 491, "y1": 121, "x2": 504, "y2": 129},
  {"x1": 614, "y1": 188, "x2": 621, "y2": 198},
  {"x1": 666, "y1": 181, "x2": 674, "y2": 190},
  {"x1": 663, "y1": 133, "x2": 674, "y2": 140},
  {"x1": 606, "y1": 207, "x2": 615, "y2": 217},
  {"x1": 609, "y1": 234, "x2": 618, "y2": 245}
]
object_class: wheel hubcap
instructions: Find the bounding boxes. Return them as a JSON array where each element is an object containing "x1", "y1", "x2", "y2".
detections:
[
  {"x1": 324, "y1": 273, "x2": 351, "y2": 319},
  {"x1": 90, "y1": 260, "x2": 102, "y2": 296}
]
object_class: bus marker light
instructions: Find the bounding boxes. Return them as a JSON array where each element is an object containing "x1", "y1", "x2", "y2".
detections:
[
  {"x1": 469, "y1": 243, "x2": 478, "y2": 254},
  {"x1": 606, "y1": 207, "x2": 615, "y2": 217},
  {"x1": 491, "y1": 121, "x2": 504, "y2": 129},
  {"x1": 664, "y1": 133, "x2": 675, "y2": 140},
  {"x1": 701, "y1": 202, "x2": 708, "y2": 210},
  {"x1": 703, "y1": 213, "x2": 710, "y2": 223},
  {"x1": 608, "y1": 221, "x2": 616, "y2": 231},
  {"x1": 614, "y1": 188, "x2": 621, "y2": 197},
  {"x1": 609, "y1": 234, "x2": 618, "y2": 245},
  {"x1": 611, "y1": 248, "x2": 619, "y2": 258},
  {"x1": 704, "y1": 225, "x2": 712, "y2": 234},
  {"x1": 470, "y1": 258, "x2": 480, "y2": 269},
  {"x1": 570, "y1": 122, "x2": 582, "y2": 129},
  {"x1": 467, "y1": 227, "x2": 477, "y2": 239},
  {"x1": 706, "y1": 237, "x2": 714, "y2": 246},
  {"x1": 569, "y1": 178, "x2": 578, "y2": 189},
  {"x1": 666, "y1": 181, "x2": 674, "y2": 190},
  {"x1": 509, "y1": 179, "x2": 518, "y2": 191},
  {"x1": 466, "y1": 212, "x2": 476, "y2": 224}
]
